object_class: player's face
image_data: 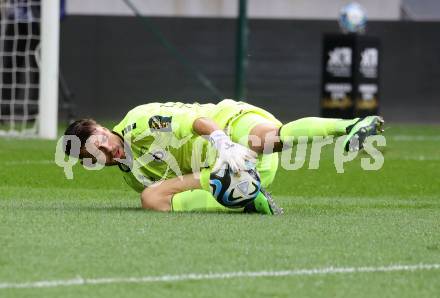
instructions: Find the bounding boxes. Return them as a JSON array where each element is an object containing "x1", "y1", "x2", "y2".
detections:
[{"x1": 81, "y1": 126, "x2": 125, "y2": 166}]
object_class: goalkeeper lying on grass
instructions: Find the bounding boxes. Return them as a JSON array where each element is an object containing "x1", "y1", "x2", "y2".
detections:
[{"x1": 63, "y1": 99, "x2": 384, "y2": 215}]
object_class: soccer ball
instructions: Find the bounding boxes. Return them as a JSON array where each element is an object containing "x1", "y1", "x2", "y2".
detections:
[
  {"x1": 339, "y1": 2, "x2": 367, "y2": 34},
  {"x1": 209, "y1": 165, "x2": 261, "y2": 208}
]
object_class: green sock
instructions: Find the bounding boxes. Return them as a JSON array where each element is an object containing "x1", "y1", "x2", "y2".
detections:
[
  {"x1": 171, "y1": 189, "x2": 241, "y2": 213},
  {"x1": 279, "y1": 117, "x2": 357, "y2": 144}
]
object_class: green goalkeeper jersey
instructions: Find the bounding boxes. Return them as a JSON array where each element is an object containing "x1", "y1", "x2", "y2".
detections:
[{"x1": 112, "y1": 99, "x2": 277, "y2": 192}]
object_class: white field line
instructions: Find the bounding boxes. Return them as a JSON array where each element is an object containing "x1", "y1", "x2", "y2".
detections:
[
  {"x1": 401, "y1": 156, "x2": 440, "y2": 161},
  {"x1": 276, "y1": 196, "x2": 440, "y2": 205},
  {"x1": 390, "y1": 135, "x2": 440, "y2": 141},
  {"x1": 386, "y1": 156, "x2": 440, "y2": 161},
  {"x1": 1, "y1": 263, "x2": 439, "y2": 290},
  {"x1": 3, "y1": 160, "x2": 53, "y2": 165}
]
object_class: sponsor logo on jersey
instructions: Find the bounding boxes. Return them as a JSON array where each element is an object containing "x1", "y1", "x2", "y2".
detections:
[{"x1": 148, "y1": 115, "x2": 172, "y2": 132}]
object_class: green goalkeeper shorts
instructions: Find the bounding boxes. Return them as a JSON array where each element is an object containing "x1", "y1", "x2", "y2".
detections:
[{"x1": 228, "y1": 111, "x2": 282, "y2": 188}]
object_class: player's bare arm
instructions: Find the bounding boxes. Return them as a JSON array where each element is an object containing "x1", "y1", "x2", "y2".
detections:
[
  {"x1": 141, "y1": 116, "x2": 256, "y2": 212},
  {"x1": 141, "y1": 174, "x2": 201, "y2": 212},
  {"x1": 140, "y1": 117, "x2": 220, "y2": 211}
]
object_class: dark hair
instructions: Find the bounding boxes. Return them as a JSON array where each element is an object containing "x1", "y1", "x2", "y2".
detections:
[{"x1": 63, "y1": 118, "x2": 98, "y2": 157}]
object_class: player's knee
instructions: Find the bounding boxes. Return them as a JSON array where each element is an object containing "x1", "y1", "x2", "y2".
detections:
[
  {"x1": 140, "y1": 187, "x2": 171, "y2": 212},
  {"x1": 249, "y1": 123, "x2": 281, "y2": 153}
]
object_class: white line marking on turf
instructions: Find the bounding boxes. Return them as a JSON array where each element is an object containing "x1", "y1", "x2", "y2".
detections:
[
  {"x1": 402, "y1": 156, "x2": 440, "y2": 161},
  {"x1": 390, "y1": 135, "x2": 440, "y2": 142},
  {"x1": 1, "y1": 263, "x2": 439, "y2": 289},
  {"x1": 384, "y1": 156, "x2": 440, "y2": 161},
  {"x1": 3, "y1": 160, "x2": 53, "y2": 165}
]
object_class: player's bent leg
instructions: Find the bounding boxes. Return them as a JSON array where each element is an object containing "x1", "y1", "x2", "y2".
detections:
[
  {"x1": 230, "y1": 112, "x2": 360, "y2": 154},
  {"x1": 246, "y1": 116, "x2": 365, "y2": 153},
  {"x1": 278, "y1": 117, "x2": 358, "y2": 146},
  {"x1": 248, "y1": 123, "x2": 283, "y2": 153},
  {"x1": 230, "y1": 112, "x2": 283, "y2": 154}
]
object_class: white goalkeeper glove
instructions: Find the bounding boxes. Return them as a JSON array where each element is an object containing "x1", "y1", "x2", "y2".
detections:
[{"x1": 209, "y1": 130, "x2": 257, "y2": 173}]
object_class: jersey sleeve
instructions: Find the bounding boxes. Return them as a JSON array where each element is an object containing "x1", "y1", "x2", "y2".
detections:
[{"x1": 113, "y1": 102, "x2": 208, "y2": 141}]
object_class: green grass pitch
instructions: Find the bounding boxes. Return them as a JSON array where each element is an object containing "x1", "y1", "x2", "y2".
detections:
[{"x1": 0, "y1": 124, "x2": 439, "y2": 297}]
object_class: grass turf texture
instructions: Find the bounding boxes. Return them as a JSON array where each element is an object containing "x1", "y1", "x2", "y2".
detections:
[{"x1": 0, "y1": 124, "x2": 439, "y2": 297}]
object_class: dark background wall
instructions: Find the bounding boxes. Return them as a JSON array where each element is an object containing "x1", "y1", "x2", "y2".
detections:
[{"x1": 60, "y1": 16, "x2": 440, "y2": 123}]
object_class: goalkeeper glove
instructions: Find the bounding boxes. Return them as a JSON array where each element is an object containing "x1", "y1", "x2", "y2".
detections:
[{"x1": 209, "y1": 130, "x2": 257, "y2": 173}]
